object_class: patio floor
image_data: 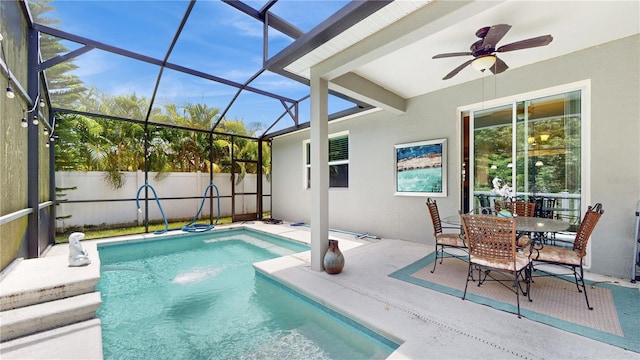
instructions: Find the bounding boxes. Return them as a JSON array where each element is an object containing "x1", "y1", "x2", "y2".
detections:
[{"x1": 1, "y1": 222, "x2": 639, "y2": 359}]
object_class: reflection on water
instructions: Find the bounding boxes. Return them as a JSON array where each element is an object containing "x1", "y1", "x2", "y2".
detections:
[{"x1": 171, "y1": 266, "x2": 223, "y2": 284}]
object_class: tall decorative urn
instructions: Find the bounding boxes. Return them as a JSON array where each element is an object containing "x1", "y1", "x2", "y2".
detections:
[{"x1": 323, "y1": 239, "x2": 344, "y2": 274}]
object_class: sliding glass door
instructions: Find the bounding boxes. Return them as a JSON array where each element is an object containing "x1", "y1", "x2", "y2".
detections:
[{"x1": 467, "y1": 90, "x2": 583, "y2": 230}]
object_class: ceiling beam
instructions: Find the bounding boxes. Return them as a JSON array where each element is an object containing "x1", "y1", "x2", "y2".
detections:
[
  {"x1": 263, "y1": 1, "x2": 394, "y2": 112},
  {"x1": 264, "y1": 1, "x2": 393, "y2": 72},
  {"x1": 330, "y1": 73, "x2": 405, "y2": 114}
]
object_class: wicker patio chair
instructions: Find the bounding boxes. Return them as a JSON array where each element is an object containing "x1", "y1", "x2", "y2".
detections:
[
  {"x1": 531, "y1": 203, "x2": 604, "y2": 310},
  {"x1": 495, "y1": 201, "x2": 536, "y2": 243},
  {"x1": 534, "y1": 197, "x2": 557, "y2": 219},
  {"x1": 495, "y1": 201, "x2": 536, "y2": 217},
  {"x1": 533, "y1": 197, "x2": 558, "y2": 244},
  {"x1": 476, "y1": 194, "x2": 491, "y2": 208},
  {"x1": 460, "y1": 214, "x2": 533, "y2": 318},
  {"x1": 426, "y1": 198, "x2": 466, "y2": 273}
]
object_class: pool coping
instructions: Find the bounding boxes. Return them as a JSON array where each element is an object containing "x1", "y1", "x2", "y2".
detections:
[{"x1": 1, "y1": 222, "x2": 639, "y2": 359}]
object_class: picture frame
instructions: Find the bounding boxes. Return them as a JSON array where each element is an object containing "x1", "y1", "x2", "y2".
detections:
[{"x1": 394, "y1": 138, "x2": 447, "y2": 197}]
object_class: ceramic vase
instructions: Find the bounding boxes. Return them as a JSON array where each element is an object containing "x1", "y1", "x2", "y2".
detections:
[{"x1": 323, "y1": 239, "x2": 344, "y2": 274}]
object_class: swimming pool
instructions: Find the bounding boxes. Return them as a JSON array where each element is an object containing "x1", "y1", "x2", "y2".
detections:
[{"x1": 96, "y1": 228, "x2": 398, "y2": 359}]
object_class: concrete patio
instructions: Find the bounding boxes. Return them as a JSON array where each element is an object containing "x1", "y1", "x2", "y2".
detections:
[{"x1": 1, "y1": 222, "x2": 638, "y2": 359}]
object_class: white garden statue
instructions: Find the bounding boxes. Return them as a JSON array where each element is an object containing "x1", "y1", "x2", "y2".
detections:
[
  {"x1": 492, "y1": 177, "x2": 513, "y2": 200},
  {"x1": 68, "y1": 232, "x2": 91, "y2": 267}
]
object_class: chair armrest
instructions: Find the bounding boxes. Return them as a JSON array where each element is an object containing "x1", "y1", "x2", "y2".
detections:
[{"x1": 518, "y1": 235, "x2": 535, "y2": 257}]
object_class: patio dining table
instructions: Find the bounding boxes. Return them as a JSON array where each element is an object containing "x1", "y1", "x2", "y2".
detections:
[{"x1": 443, "y1": 214, "x2": 570, "y2": 237}]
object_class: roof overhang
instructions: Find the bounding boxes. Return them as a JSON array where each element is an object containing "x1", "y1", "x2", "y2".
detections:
[{"x1": 267, "y1": 0, "x2": 639, "y2": 123}]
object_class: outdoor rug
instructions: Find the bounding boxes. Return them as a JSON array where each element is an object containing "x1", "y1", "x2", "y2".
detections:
[{"x1": 389, "y1": 252, "x2": 640, "y2": 353}]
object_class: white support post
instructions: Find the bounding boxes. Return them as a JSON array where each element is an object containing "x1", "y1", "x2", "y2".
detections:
[{"x1": 310, "y1": 69, "x2": 329, "y2": 272}]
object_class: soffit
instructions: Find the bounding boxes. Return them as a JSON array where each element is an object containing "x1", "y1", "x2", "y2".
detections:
[{"x1": 284, "y1": 0, "x2": 640, "y2": 101}]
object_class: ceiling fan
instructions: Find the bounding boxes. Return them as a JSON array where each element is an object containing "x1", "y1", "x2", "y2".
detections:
[{"x1": 432, "y1": 24, "x2": 553, "y2": 80}]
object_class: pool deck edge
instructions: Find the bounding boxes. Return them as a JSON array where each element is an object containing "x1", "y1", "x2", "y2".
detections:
[{"x1": 1, "y1": 222, "x2": 638, "y2": 359}]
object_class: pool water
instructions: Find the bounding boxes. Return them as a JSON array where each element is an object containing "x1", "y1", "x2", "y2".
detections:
[{"x1": 96, "y1": 229, "x2": 397, "y2": 359}]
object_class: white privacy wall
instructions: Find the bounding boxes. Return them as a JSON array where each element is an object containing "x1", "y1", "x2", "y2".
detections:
[
  {"x1": 55, "y1": 171, "x2": 270, "y2": 229},
  {"x1": 271, "y1": 35, "x2": 640, "y2": 279}
]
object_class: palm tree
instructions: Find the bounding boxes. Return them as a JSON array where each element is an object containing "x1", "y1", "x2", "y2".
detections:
[
  {"x1": 54, "y1": 113, "x2": 103, "y2": 171},
  {"x1": 59, "y1": 93, "x2": 149, "y2": 188},
  {"x1": 30, "y1": 0, "x2": 87, "y2": 108},
  {"x1": 164, "y1": 103, "x2": 227, "y2": 173}
]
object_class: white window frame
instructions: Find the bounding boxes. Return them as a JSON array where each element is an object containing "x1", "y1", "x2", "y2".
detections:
[
  {"x1": 459, "y1": 80, "x2": 591, "y2": 267},
  {"x1": 303, "y1": 131, "x2": 349, "y2": 189}
]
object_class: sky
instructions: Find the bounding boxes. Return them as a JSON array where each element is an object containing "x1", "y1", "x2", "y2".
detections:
[{"x1": 40, "y1": 0, "x2": 353, "y2": 133}]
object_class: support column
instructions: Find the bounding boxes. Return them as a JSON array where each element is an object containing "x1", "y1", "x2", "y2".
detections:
[
  {"x1": 257, "y1": 138, "x2": 263, "y2": 218},
  {"x1": 26, "y1": 26, "x2": 40, "y2": 258},
  {"x1": 310, "y1": 69, "x2": 329, "y2": 272},
  {"x1": 48, "y1": 112, "x2": 57, "y2": 245}
]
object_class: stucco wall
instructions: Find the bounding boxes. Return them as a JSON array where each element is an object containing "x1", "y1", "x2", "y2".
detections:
[{"x1": 271, "y1": 35, "x2": 640, "y2": 279}]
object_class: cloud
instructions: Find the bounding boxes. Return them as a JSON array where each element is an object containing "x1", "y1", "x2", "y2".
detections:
[
  {"x1": 223, "y1": 69, "x2": 259, "y2": 82},
  {"x1": 69, "y1": 51, "x2": 116, "y2": 78},
  {"x1": 230, "y1": 19, "x2": 264, "y2": 38},
  {"x1": 252, "y1": 72, "x2": 308, "y2": 93}
]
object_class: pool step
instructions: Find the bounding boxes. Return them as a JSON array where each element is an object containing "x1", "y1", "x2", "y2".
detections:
[
  {"x1": 0, "y1": 292, "x2": 102, "y2": 342},
  {"x1": 0, "y1": 318, "x2": 104, "y2": 359},
  {"x1": 0, "y1": 255, "x2": 100, "y2": 311},
  {"x1": 0, "y1": 250, "x2": 102, "y2": 343}
]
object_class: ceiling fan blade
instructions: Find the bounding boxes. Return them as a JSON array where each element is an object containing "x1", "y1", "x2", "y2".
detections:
[
  {"x1": 496, "y1": 34, "x2": 553, "y2": 53},
  {"x1": 432, "y1": 51, "x2": 472, "y2": 59},
  {"x1": 481, "y1": 24, "x2": 512, "y2": 49},
  {"x1": 442, "y1": 58, "x2": 475, "y2": 80},
  {"x1": 489, "y1": 56, "x2": 509, "y2": 74}
]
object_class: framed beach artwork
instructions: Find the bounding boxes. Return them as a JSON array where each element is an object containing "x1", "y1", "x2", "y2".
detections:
[{"x1": 394, "y1": 138, "x2": 447, "y2": 197}]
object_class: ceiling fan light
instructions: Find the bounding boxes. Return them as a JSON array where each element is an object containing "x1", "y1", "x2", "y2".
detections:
[{"x1": 471, "y1": 55, "x2": 496, "y2": 72}]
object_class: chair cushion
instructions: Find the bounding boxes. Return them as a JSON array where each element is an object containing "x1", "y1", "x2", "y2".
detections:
[
  {"x1": 517, "y1": 235, "x2": 531, "y2": 248},
  {"x1": 436, "y1": 233, "x2": 466, "y2": 247},
  {"x1": 534, "y1": 245, "x2": 582, "y2": 266},
  {"x1": 470, "y1": 253, "x2": 531, "y2": 272}
]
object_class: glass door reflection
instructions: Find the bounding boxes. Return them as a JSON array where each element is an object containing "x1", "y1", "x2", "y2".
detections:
[{"x1": 469, "y1": 90, "x2": 582, "y2": 230}]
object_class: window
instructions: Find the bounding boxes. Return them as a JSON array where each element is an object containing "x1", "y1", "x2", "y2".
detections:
[
  {"x1": 468, "y1": 89, "x2": 583, "y2": 230},
  {"x1": 304, "y1": 132, "x2": 349, "y2": 189}
]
